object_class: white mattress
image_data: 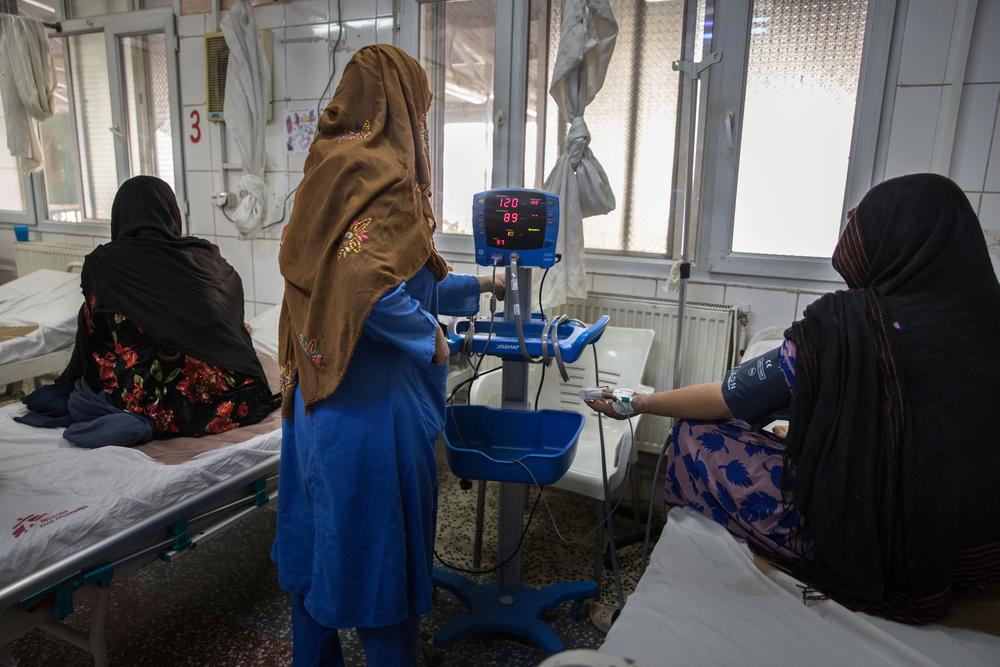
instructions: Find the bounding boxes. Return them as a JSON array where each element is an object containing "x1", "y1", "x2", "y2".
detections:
[
  {"x1": 0, "y1": 270, "x2": 82, "y2": 365},
  {"x1": 0, "y1": 403, "x2": 280, "y2": 591},
  {"x1": 601, "y1": 508, "x2": 1000, "y2": 667}
]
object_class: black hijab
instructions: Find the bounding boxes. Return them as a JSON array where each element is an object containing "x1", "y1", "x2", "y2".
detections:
[
  {"x1": 784, "y1": 173, "x2": 1000, "y2": 622},
  {"x1": 59, "y1": 176, "x2": 267, "y2": 384}
]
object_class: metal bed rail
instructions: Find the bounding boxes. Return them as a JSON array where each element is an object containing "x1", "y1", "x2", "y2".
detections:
[{"x1": 0, "y1": 454, "x2": 280, "y2": 611}]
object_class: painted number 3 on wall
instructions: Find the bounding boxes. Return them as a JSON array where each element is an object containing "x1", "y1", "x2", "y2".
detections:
[{"x1": 189, "y1": 109, "x2": 201, "y2": 144}]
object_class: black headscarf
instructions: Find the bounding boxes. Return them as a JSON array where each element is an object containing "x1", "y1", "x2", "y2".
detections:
[
  {"x1": 58, "y1": 176, "x2": 267, "y2": 384},
  {"x1": 784, "y1": 173, "x2": 1000, "y2": 622}
]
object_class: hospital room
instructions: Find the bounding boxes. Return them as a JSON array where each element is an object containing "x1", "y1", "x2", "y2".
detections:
[{"x1": 1, "y1": 0, "x2": 999, "y2": 664}]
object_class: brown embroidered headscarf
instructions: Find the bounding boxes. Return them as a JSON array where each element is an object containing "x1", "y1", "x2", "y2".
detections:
[{"x1": 278, "y1": 45, "x2": 449, "y2": 415}]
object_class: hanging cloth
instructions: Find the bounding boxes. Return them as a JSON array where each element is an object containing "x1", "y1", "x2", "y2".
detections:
[
  {"x1": 541, "y1": 0, "x2": 618, "y2": 308},
  {"x1": 221, "y1": 0, "x2": 270, "y2": 237},
  {"x1": 0, "y1": 14, "x2": 55, "y2": 172}
]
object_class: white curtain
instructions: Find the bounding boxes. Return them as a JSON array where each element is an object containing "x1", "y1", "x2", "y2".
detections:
[
  {"x1": 0, "y1": 14, "x2": 55, "y2": 172},
  {"x1": 221, "y1": 0, "x2": 270, "y2": 237},
  {"x1": 541, "y1": 0, "x2": 618, "y2": 309}
]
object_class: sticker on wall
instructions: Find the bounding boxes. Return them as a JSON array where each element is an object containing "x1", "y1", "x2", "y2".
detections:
[{"x1": 286, "y1": 108, "x2": 318, "y2": 154}]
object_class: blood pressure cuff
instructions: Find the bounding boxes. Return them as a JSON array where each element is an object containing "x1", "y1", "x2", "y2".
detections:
[{"x1": 722, "y1": 346, "x2": 791, "y2": 426}]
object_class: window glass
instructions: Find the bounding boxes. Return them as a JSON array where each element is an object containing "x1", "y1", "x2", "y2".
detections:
[
  {"x1": 15, "y1": 0, "x2": 57, "y2": 22},
  {"x1": 66, "y1": 0, "x2": 130, "y2": 18},
  {"x1": 121, "y1": 33, "x2": 175, "y2": 189},
  {"x1": 420, "y1": 0, "x2": 496, "y2": 235},
  {"x1": 731, "y1": 0, "x2": 869, "y2": 258},
  {"x1": 0, "y1": 99, "x2": 27, "y2": 212},
  {"x1": 40, "y1": 33, "x2": 115, "y2": 222},
  {"x1": 541, "y1": 0, "x2": 689, "y2": 254}
]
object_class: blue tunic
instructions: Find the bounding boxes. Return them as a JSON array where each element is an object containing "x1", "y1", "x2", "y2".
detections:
[{"x1": 272, "y1": 269, "x2": 480, "y2": 629}]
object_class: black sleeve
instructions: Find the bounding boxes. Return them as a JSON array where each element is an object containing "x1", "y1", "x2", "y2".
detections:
[{"x1": 721, "y1": 346, "x2": 791, "y2": 424}]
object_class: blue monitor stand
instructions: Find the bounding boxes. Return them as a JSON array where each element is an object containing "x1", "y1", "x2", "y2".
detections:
[{"x1": 432, "y1": 189, "x2": 607, "y2": 656}]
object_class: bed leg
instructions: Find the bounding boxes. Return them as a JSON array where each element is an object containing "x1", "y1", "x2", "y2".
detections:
[{"x1": 88, "y1": 587, "x2": 110, "y2": 667}]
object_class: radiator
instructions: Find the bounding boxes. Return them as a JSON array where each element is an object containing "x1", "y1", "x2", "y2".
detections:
[
  {"x1": 14, "y1": 242, "x2": 89, "y2": 276},
  {"x1": 564, "y1": 295, "x2": 741, "y2": 453}
]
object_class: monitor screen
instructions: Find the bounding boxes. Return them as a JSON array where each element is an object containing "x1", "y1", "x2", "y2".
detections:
[{"x1": 484, "y1": 192, "x2": 547, "y2": 251}]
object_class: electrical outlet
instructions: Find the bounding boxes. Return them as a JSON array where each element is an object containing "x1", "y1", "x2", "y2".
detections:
[{"x1": 211, "y1": 192, "x2": 231, "y2": 208}]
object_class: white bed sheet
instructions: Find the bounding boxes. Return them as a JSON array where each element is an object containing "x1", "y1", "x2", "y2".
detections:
[
  {"x1": 0, "y1": 403, "x2": 280, "y2": 591},
  {"x1": 0, "y1": 270, "x2": 82, "y2": 365},
  {"x1": 601, "y1": 508, "x2": 1000, "y2": 667}
]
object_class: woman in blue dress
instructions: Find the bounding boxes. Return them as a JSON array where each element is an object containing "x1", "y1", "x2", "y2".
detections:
[{"x1": 272, "y1": 45, "x2": 501, "y2": 665}]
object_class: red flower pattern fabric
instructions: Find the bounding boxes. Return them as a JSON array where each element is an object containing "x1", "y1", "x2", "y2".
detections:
[{"x1": 82, "y1": 292, "x2": 272, "y2": 437}]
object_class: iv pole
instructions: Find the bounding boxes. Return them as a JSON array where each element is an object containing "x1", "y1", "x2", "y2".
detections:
[{"x1": 635, "y1": 19, "x2": 722, "y2": 574}]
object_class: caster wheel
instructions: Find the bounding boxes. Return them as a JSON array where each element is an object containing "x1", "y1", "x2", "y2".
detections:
[
  {"x1": 459, "y1": 479, "x2": 473, "y2": 491},
  {"x1": 570, "y1": 599, "x2": 588, "y2": 621}
]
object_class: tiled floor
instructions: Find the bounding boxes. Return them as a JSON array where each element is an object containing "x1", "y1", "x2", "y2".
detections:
[{"x1": 6, "y1": 432, "x2": 656, "y2": 666}]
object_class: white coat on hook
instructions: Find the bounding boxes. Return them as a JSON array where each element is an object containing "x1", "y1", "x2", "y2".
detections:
[
  {"x1": 541, "y1": 0, "x2": 618, "y2": 309},
  {"x1": 0, "y1": 14, "x2": 54, "y2": 172},
  {"x1": 221, "y1": 0, "x2": 271, "y2": 238}
]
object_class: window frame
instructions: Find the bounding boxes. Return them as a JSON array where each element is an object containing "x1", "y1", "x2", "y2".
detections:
[
  {"x1": 395, "y1": 0, "x2": 898, "y2": 283},
  {"x1": 697, "y1": 0, "x2": 897, "y2": 281},
  {"x1": 0, "y1": 5, "x2": 184, "y2": 234}
]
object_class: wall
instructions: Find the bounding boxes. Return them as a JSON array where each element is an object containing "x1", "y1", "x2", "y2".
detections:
[{"x1": 3, "y1": 0, "x2": 999, "y2": 342}]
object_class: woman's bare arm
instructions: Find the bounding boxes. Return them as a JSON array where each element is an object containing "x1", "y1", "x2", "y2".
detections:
[{"x1": 585, "y1": 382, "x2": 732, "y2": 421}]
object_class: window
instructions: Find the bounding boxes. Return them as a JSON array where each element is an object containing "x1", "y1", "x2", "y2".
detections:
[
  {"x1": 0, "y1": 3, "x2": 183, "y2": 227},
  {"x1": 43, "y1": 33, "x2": 115, "y2": 221},
  {"x1": 541, "y1": 0, "x2": 700, "y2": 255},
  {"x1": 120, "y1": 33, "x2": 175, "y2": 190},
  {"x1": 420, "y1": 0, "x2": 704, "y2": 256},
  {"x1": 701, "y1": 0, "x2": 890, "y2": 278},
  {"x1": 731, "y1": 0, "x2": 869, "y2": 258},
  {"x1": 420, "y1": 0, "x2": 496, "y2": 235},
  {"x1": 408, "y1": 0, "x2": 891, "y2": 277},
  {"x1": 0, "y1": 104, "x2": 27, "y2": 213}
]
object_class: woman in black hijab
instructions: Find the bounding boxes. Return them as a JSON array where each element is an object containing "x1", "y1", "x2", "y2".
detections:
[
  {"x1": 22, "y1": 176, "x2": 276, "y2": 442},
  {"x1": 588, "y1": 173, "x2": 1000, "y2": 622}
]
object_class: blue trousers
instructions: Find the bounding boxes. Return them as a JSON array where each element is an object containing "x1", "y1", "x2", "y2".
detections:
[{"x1": 291, "y1": 595, "x2": 420, "y2": 666}]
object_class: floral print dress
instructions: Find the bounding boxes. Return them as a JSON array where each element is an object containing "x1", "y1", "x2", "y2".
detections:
[
  {"x1": 665, "y1": 340, "x2": 811, "y2": 559},
  {"x1": 82, "y1": 293, "x2": 272, "y2": 437}
]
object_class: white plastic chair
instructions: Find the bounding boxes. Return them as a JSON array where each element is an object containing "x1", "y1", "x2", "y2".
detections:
[{"x1": 467, "y1": 326, "x2": 656, "y2": 582}]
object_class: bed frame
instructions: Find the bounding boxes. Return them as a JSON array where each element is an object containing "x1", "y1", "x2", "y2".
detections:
[{"x1": 0, "y1": 455, "x2": 279, "y2": 667}]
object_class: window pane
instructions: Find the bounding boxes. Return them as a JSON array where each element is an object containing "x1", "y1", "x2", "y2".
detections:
[
  {"x1": 420, "y1": 0, "x2": 496, "y2": 235},
  {"x1": 16, "y1": 0, "x2": 57, "y2": 22},
  {"x1": 40, "y1": 33, "x2": 116, "y2": 222},
  {"x1": 732, "y1": 0, "x2": 869, "y2": 258},
  {"x1": 67, "y1": 0, "x2": 130, "y2": 19},
  {"x1": 541, "y1": 0, "x2": 688, "y2": 254},
  {"x1": 120, "y1": 33, "x2": 174, "y2": 189},
  {"x1": 0, "y1": 97, "x2": 27, "y2": 212}
]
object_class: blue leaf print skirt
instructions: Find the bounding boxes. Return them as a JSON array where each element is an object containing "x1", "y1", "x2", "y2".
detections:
[{"x1": 664, "y1": 343, "x2": 810, "y2": 559}]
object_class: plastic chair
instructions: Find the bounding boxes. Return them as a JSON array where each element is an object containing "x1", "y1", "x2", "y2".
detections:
[{"x1": 467, "y1": 326, "x2": 656, "y2": 584}]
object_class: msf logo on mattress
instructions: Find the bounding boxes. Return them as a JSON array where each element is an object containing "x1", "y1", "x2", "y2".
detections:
[{"x1": 12, "y1": 506, "x2": 88, "y2": 538}]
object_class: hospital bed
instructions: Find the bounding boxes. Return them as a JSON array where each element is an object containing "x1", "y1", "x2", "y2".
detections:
[
  {"x1": 589, "y1": 326, "x2": 1000, "y2": 667},
  {"x1": 0, "y1": 304, "x2": 287, "y2": 666},
  {"x1": 0, "y1": 269, "x2": 83, "y2": 388},
  {"x1": 598, "y1": 508, "x2": 1000, "y2": 666},
  {"x1": 0, "y1": 302, "x2": 482, "y2": 666}
]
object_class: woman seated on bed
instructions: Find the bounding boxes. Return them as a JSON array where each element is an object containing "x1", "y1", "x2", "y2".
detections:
[
  {"x1": 18, "y1": 176, "x2": 277, "y2": 446},
  {"x1": 587, "y1": 173, "x2": 1000, "y2": 624}
]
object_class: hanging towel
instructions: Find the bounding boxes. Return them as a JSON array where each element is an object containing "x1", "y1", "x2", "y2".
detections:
[
  {"x1": 0, "y1": 14, "x2": 55, "y2": 172},
  {"x1": 541, "y1": 0, "x2": 618, "y2": 309},
  {"x1": 221, "y1": 0, "x2": 271, "y2": 237}
]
